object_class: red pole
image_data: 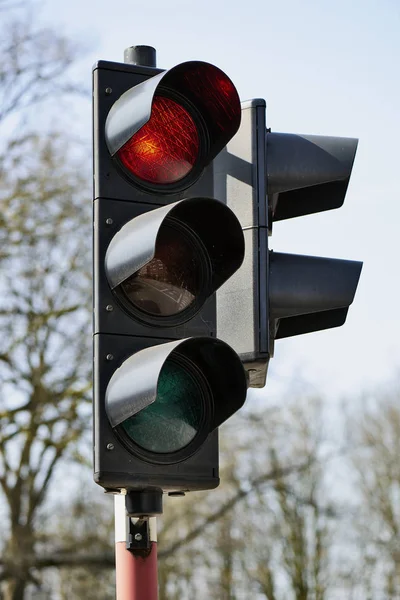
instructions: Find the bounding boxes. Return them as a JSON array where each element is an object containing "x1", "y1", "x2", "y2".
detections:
[
  {"x1": 114, "y1": 496, "x2": 158, "y2": 600},
  {"x1": 115, "y1": 540, "x2": 158, "y2": 600}
]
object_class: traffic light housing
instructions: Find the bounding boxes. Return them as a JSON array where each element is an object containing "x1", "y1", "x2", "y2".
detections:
[
  {"x1": 215, "y1": 100, "x2": 362, "y2": 387},
  {"x1": 93, "y1": 53, "x2": 363, "y2": 499},
  {"x1": 93, "y1": 59, "x2": 247, "y2": 495}
]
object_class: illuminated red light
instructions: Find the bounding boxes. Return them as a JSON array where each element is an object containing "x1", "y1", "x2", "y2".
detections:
[{"x1": 118, "y1": 96, "x2": 200, "y2": 185}]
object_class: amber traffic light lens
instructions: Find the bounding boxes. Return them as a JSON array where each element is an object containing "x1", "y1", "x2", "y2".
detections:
[{"x1": 120, "y1": 220, "x2": 207, "y2": 318}]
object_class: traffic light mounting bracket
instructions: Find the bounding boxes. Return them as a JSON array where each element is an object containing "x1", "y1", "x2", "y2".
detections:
[{"x1": 215, "y1": 99, "x2": 270, "y2": 387}]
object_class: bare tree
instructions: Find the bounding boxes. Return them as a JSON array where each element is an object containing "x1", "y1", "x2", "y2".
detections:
[
  {"x1": 349, "y1": 385, "x2": 400, "y2": 599},
  {"x1": 237, "y1": 399, "x2": 335, "y2": 600},
  {"x1": 0, "y1": 0, "x2": 84, "y2": 126},
  {"x1": 33, "y1": 491, "x2": 115, "y2": 599},
  {"x1": 155, "y1": 398, "x2": 343, "y2": 600},
  {"x1": 0, "y1": 130, "x2": 91, "y2": 597},
  {"x1": 0, "y1": 2, "x2": 94, "y2": 596}
]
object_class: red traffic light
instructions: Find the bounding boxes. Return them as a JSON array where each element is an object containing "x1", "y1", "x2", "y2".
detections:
[
  {"x1": 118, "y1": 95, "x2": 200, "y2": 185},
  {"x1": 105, "y1": 61, "x2": 241, "y2": 191}
]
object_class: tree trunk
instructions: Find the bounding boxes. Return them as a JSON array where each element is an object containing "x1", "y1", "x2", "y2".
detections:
[
  {"x1": 3, "y1": 577, "x2": 29, "y2": 600},
  {"x1": 2, "y1": 525, "x2": 35, "y2": 600}
]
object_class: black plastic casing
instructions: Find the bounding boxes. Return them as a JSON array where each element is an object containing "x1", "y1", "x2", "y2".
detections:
[
  {"x1": 93, "y1": 334, "x2": 219, "y2": 492},
  {"x1": 93, "y1": 60, "x2": 220, "y2": 493}
]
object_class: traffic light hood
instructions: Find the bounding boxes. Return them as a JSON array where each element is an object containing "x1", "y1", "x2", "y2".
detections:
[
  {"x1": 105, "y1": 337, "x2": 247, "y2": 431},
  {"x1": 105, "y1": 61, "x2": 241, "y2": 166},
  {"x1": 267, "y1": 133, "x2": 358, "y2": 221},
  {"x1": 269, "y1": 252, "x2": 363, "y2": 338},
  {"x1": 215, "y1": 100, "x2": 362, "y2": 389},
  {"x1": 105, "y1": 197, "x2": 245, "y2": 292}
]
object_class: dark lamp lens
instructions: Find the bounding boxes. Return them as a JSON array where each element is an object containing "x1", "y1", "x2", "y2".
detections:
[
  {"x1": 117, "y1": 95, "x2": 199, "y2": 184},
  {"x1": 121, "y1": 357, "x2": 204, "y2": 453},
  {"x1": 120, "y1": 221, "x2": 203, "y2": 317}
]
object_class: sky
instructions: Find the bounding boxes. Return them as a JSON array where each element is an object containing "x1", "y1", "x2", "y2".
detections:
[{"x1": 38, "y1": 0, "x2": 400, "y2": 402}]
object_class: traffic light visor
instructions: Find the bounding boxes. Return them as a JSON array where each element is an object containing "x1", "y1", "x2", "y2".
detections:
[
  {"x1": 105, "y1": 61, "x2": 241, "y2": 191},
  {"x1": 105, "y1": 198, "x2": 245, "y2": 326},
  {"x1": 105, "y1": 338, "x2": 247, "y2": 461},
  {"x1": 267, "y1": 133, "x2": 358, "y2": 221}
]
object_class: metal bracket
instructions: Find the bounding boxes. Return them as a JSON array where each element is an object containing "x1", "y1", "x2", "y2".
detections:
[{"x1": 126, "y1": 518, "x2": 150, "y2": 553}]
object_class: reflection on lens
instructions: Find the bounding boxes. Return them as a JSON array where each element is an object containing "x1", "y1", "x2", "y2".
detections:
[
  {"x1": 121, "y1": 357, "x2": 204, "y2": 453},
  {"x1": 117, "y1": 95, "x2": 200, "y2": 185},
  {"x1": 120, "y1": 222, "x2": 203, "y2": 317}
]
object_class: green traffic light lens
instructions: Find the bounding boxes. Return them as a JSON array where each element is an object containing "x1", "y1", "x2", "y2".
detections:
[{"x1": 120, "y1": 355, "x2": 206, "y2": 454}]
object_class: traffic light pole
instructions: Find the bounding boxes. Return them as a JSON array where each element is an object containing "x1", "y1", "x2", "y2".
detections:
[{"x1": 114, "y1": 495, "x2": 159, "y2": 600}]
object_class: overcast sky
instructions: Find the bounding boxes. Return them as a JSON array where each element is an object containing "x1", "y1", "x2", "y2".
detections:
[{"x1": 39, "y1": 0, "x2": 400, "y2": 402}]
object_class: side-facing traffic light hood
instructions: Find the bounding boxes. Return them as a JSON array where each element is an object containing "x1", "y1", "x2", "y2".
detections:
[
  {"x1": 269, "y1": 252, "x2": 363, "y2": 339},
  {"x1": 267, "y1": 132, "x2": 358, "y2": 221}
]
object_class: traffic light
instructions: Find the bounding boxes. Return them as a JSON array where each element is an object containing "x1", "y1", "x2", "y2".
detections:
[
  {"x1": 92, "y1": 58, "x2": 248, "y2": 496},
  {"x1": 215, "y1": 99, "x2": 362, "y2": 387}
]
